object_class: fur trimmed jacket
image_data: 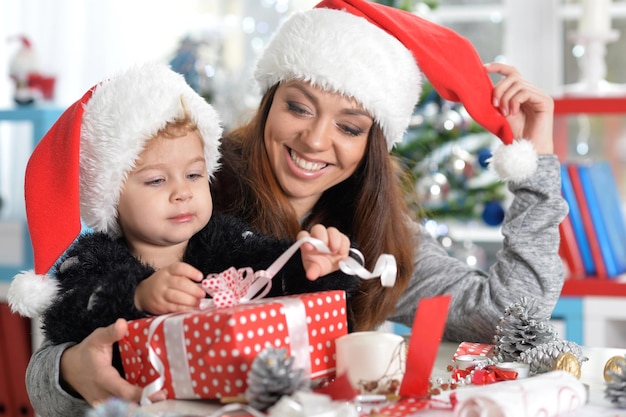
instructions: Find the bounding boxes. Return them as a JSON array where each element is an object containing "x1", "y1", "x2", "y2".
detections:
[{"x1": 41, "y1": 213, "x2": 361, "y2": 353}]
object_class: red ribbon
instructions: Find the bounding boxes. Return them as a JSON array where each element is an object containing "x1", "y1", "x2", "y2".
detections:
[
  {"x1": 453, "y1": 365, "x2": 518, "y2": 385},
  {"x1": 400, "y1": 295, "x2": 452, "y2": 398}
]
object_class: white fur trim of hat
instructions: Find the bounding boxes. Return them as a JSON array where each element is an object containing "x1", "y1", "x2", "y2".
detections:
[
  {"x1": 255, "y1": 8, "x2": 422, "y2": 151},
  {"x1": 7, "y1": 272, "x2": 59, "y2": 318}
]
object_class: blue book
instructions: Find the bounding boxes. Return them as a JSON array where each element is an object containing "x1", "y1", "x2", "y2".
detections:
[
  {"x1": 578, "y1": 162, "x2": 626, "y2": 277},
  {"x1": 561, "y1": 164, "x2": 595, "y2": 275}
]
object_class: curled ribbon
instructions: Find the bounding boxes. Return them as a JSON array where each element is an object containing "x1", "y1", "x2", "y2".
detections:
[
  {"x1": 199, "y1": 237, "x2": 397, "y2": 309},
  {"x1": 340, "y1": 249, "x2": 396, "y2": 287}
]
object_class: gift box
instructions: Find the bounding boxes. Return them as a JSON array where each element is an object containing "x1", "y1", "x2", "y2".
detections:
[
  {"x1": 119, "y1": 290, "x2": 347, "y2": 400},
  {"x1": 453, "y1": 341, "x2": 495, "y2": 359}
]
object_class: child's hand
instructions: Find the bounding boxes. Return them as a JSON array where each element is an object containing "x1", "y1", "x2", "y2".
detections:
[
  {"x1": 297, "y1": 224, "x2": 350, "y2": 280},
  {"x1": 134, "y1": 262, "x2": 206, "y2": 315}
]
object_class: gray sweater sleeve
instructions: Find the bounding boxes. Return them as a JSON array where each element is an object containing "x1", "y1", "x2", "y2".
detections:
[
  {"x1": 25, "y1": 339, "x2": 90, "y2": 417},
  {"x1": 390, "y1": 155, "x2": 568, "y2": 343}
]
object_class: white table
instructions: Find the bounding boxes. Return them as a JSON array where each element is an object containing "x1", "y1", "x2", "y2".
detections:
[{"x1": 138, "y1": 342, "x2": 626, "y2": 416}]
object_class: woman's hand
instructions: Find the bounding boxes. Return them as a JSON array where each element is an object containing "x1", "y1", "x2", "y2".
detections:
[
  {"x1": 134, "y1": 263, "x2": 206, "y2": 315},
  {"x1": 297, "y1": 224, "x2": 350, "y2": 280},
  {"x1": 486, "y1": 62, "x2": 554, "y2": 155},
  {"x1": 59, "y1": 319, "x2": 166, "y2": 406}
]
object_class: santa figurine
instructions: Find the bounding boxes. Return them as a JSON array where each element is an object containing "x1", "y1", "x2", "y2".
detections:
[{"x1": 8, "y1": 35, "x2": 39, "y2": 105}]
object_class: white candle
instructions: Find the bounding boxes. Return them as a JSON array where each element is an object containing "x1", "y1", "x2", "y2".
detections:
[
  {"x1": 455, "y1": 355, "x2": 489, "y2": 371},
  {"x1": 579, "y1": 0, "x2": 612, "y2": 34},
  {"x1": 495, "y1": 362, "x2": 531, "y2": 379}
]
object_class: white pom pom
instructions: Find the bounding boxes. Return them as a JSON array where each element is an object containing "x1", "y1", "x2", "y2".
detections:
[
  {"x1": 488, "y1": 140, "x2": 538, "y2": 182},
  {"x1": 7, "y1": 271, "x2": 58, "y2": 318}
]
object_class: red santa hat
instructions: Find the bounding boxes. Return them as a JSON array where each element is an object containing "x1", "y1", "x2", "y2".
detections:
[
  {"x1": 8, "y1": 62, "x2": 222, "y2": 317},
  {"x1": 255, "y1": 0, "x2": 537, "y2": 180}
]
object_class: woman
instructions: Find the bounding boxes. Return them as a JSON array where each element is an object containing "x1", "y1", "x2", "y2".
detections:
[
  {"x1": 212, "y1": 2, "x2": 563, "y2": 340},
  {"x1": 24, "y1": 0, "x2": 567, "y2": 414}
]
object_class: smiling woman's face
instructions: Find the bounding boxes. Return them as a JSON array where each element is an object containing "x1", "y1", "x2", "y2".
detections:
[{"x1": 263, "y1": 80, "x2": 373, "y2": 218}]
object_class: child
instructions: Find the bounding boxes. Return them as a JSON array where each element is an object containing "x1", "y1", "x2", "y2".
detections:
[{"x1": 8, "y1": 63, "x2": 363, "y2": 361}]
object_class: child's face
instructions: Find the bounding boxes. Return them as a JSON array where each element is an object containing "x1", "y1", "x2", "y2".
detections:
[{"x1": 117, "y1": 130, "x2": 212, "y2": 255}]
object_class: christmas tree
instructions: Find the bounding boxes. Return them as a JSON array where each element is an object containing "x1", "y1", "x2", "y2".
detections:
[
  {"x1": 375, "y1": 0, "x2": 509, "y2": 227},
  {"x1": 393, "y1": 81, "x2": 509, "y2": 226}
]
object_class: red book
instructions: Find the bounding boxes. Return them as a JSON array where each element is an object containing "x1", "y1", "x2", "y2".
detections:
[
  {"x1": 561, "y1": 164, "x2": 594, "y2": 275},
  {"x1": 0, "y1": 303, "x2": 34, "y2": 417},
  {"x1": 559, "y1": 215, "x2": 586, "y2": 280},
  {"x1": 567, "y1": 163, "x2": 608, "y2": 279}
]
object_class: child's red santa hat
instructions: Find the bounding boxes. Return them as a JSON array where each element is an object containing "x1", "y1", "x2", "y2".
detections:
[
  {"x1": 8, "y1": 62, "x2": 222, "y2": 317},
  {"x1": 255, "y1": 0, "x2": 537, "y2": 180}
]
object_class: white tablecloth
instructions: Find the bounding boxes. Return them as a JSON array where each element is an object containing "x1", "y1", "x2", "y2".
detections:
[{"x1": 138, "y1": 342, "x2": 626, "y2": 417}]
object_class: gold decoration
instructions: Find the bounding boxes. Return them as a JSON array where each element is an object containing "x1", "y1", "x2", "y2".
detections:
[
  {"x1": 552, "y1": 352, "x2": 581, "y2": 379},
  {"x1": 604, "y1": 355, "x2": 626, "y2": 382}
]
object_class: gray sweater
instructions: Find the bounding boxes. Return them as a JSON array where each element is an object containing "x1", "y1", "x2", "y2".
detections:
[{"x1": 24, "y1": 156, "x2": 567, "y2": 417}]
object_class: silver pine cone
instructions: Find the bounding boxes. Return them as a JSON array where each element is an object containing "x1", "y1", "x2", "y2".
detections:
[
  {"x1": 245, "y1": 347, "x2": 310, "y2": 411},
  {"x1": 605, "y1": 355, "x2": 626, "y2": 408},
  {"x1": 518, "y1": 339, "x2": 587, "y2": 374},
  {"x1": 494, "y1": 297, "x2": 558, "y2": 362}
]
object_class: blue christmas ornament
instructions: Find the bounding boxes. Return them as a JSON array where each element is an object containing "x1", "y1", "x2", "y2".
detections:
[
  {"x1": 482, "y1": 200, "x2": 505, "y2": 226},
  {"x1": 477, "y1": 148, "x2": 492, "y2": 169}
]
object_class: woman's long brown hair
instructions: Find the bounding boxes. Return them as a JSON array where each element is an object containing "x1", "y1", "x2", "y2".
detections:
[{"x1": 213, "y1": 84, "x2": 416, "y2": 331}]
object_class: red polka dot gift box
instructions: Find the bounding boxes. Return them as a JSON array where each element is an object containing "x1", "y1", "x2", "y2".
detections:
[{"x1": 119, "y1": 290, "x2": 348, "y2": 400}]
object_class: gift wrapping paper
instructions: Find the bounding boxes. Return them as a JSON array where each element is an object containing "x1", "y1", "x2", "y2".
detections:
[
  {"x1": 453, "y1": 341, "x2": 495, "y2": 359},
  {"x1": 119, "y1": 290, "x2": 347, "y2": 400}
]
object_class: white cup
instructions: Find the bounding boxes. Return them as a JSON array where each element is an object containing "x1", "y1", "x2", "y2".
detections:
[{"x1": 335, "y1": 331, "x2": 406, "y2": 395}]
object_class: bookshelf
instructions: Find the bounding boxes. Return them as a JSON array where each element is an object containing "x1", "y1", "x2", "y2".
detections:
[
  {"x1": 552, "y1": 96, "x2": 626, "y2": 165},
  {"x1": 551, "y1": 96, "x2": 626, "y2": 347},
  {"x1": 559, "y1": 278, "x2": 626, "y2": 296},
  {"x1": 554, "y1": 96, "x2": 626, "y2": 114},
  {"x1": 553, "y1": 95, "x2": 626, "y2": 297}
]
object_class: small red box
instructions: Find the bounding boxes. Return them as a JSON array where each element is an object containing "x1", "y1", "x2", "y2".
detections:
[
  {"x1": 119, "y1": 290, "x2": 347, "y2": 400},
  {"x1": 453, "y1": 342, "x2": 495, "y2": 359}
]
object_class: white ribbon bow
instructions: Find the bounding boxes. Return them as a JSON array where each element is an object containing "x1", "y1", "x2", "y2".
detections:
[{"x1": 199, "y1": 237, "x2": 397, "y2": 309}]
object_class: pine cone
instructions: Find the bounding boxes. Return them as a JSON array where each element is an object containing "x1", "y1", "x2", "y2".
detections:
[
  {"x1": 494, "y1": 297, "x2": 558, "y2": 362},
  {"x1": 605, "y1": 355, "x2": 626, "y2": 408},
  {"x1": 245, "y1": 347, "x2": 310, "y2": 411},
  {"x1": 518, "y1": 339, "x2": 587, "y2": 374}
]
